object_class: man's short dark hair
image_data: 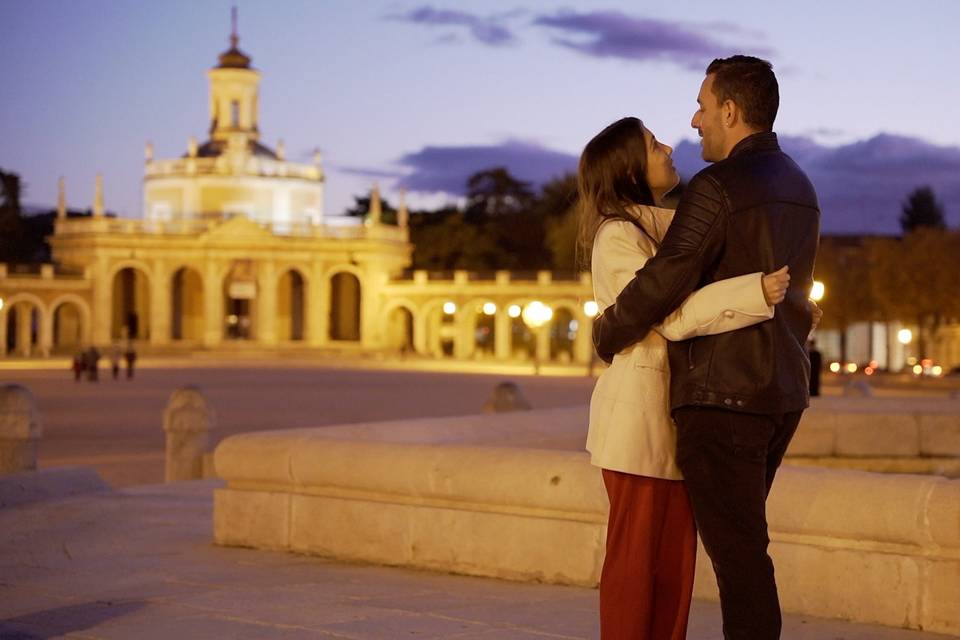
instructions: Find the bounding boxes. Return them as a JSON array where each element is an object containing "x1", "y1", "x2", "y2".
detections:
[{"x1": 706, "y1": 55, "x2": 779, "y2": 131}]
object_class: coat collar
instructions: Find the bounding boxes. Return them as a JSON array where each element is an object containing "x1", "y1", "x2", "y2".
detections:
[
  {"x1": 625, "y1": 204, "x2": 675, "y2": 243},
  {"x1": 728, "y1": 131, "x2": 780, "y2": 159}
]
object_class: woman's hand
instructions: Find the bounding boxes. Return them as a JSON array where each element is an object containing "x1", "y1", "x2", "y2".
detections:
[
  {"x1": 762, "y1": 266, "x2": 790, "y2": 305},
  {"x1": 807, "y1": 299, "x2": 823, "y2": 337}
]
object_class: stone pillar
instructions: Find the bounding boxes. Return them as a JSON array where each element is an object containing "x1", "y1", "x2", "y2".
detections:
[
  {"x1": 163, "y1": 386, "x2": 214, "y2": 482},
  {"x1": 257, "y1": 261, "x2": 277, "y2": 345},
  {"x1": 203, "y1": 262, "x2": 223, "y2": 347},
  {"x1": 0, "y1": 310, "x2": 7, "y2": 356},
  {"x1": 535, "y1": 325, "x2": 550, "y2": 364},
  {"x1": 0, "y1": 385, "x2": 42, "y2": 473},
  {"x1": 150, "y1": 260, "x2": 171, "y2": 347},
  {"x1": 17, "y1": 304, "x2": 32, "y2": 357},
  {"x1": 454, "y1": 313, "x2": 472, "y2": 359},
  {"x1": 494, "y1": 311, "x2": 511, "y2": 361},
  {"x1": 574, "y1": 313, "x2": 592, "y2": 364},
  {"x1": 307, "y1": 264, "x2": 326, "y2": 347},
  {"x1": 92, "y1": 260, "x2": 112, "y2": 346},
  {"x1": 38, "y1": 308, "x2": 53, "y2": 358}
]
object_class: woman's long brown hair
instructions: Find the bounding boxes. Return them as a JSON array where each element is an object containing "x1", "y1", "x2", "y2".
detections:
[{"x1": 576, "y1": 117, "x2": 657, "y2": 272}]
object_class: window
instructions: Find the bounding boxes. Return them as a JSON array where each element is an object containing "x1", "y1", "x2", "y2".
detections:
[{"x1": 231, "y1": 100, "x2": 240, "y2": 127}]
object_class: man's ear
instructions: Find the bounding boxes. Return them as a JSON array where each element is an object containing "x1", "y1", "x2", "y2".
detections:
[{"x1": 721, "y1": 99, "x2": 738, "y2": 128}]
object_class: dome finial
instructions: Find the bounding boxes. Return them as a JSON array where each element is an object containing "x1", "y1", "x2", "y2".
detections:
[{"x1": 230, "y1": 5, "x2": 239, "y2": 49}]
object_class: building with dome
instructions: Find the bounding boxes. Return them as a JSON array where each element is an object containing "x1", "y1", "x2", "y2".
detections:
[{"x1": 0, "y1": 21, "x2": 597, "y2": 367}]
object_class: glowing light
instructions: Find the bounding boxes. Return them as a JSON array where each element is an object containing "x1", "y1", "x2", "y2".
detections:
[
  {"x1": 810, "y1": 281, "x2": 825, "y2": 302},
  {"x1": 583, "y1": 300, "x2": 599, "y2": 317},
  {"x1": 869, "y1": 360, "x2": 879, "y2": 369},
  {"x1": 932, "y1": 365, "x2": 944, "y2": 376},
  {"x1": 482, "y1": 302, "x2": 496, "y2": 316},
  {"x1": 907, "y1": 357, "x2": 918, "y2": 366},
  {"x1": 864, "y1": 366, "x2": 875, "y2": 376},
  {"x1": 897, "y1": 329, "x2": 913, "y2": 345},
  {"x1": 845, "y1": 363, "x2": 858, "y2": 373},
  {"x1": 921, "y1": 358, "x2": 933, "y2": 367},
  {"x1": 443, "y1": 302, "x2": 457, "y2": 315},
  {"x1": 507, "y1": 304, "x2": 522, "y2": 318},
  {"x1": 912, "y1": 364, "x2": 924, "y2": 375},
  {"x1": 829, "y1": 362, "x2": 841, "y2": 373},
  {"x1": 521, "y1": 301, "x2": 553, "y2": 329}
]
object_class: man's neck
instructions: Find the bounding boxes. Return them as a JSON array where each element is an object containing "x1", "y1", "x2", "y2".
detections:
[{"x1": 721, "y1": 128, "x2": 763, "y2": 160}]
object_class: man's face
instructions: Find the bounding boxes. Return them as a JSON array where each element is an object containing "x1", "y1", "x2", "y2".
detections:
[{"x1": 691, "y1": 74, "x2": 725, "y2": 162}]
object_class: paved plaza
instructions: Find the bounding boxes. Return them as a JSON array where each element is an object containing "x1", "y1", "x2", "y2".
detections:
[
  {"x1": 2, "y1": 361, "x2": 599, "y2": 487},
  {"x1": 1, "y1": 477, "x2": 954, "y2": 640}
]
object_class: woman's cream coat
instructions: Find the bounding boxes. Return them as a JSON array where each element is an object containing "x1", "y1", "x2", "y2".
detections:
[{"x1": 586, "y1": 205, "x2": 775, "y2": 479}]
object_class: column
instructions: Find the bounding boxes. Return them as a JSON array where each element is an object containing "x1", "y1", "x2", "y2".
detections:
[
  {"x1": 574, "y1": 313, "x2": 592, "y2": 364},
  {"x1": 257, "y1": 260, "x2": 277, "y2": 345},
  {"x1": 38, "y1": 307, "x2": 53, "y2": 357},
  {"x1": 535, "y1": 325, "x2": 550, "y2": 364},
  {"x1": 454, "y1": 312, "x2": 471, "y2": 359},
  {"x1": 307, "y1": 264, "x2": 326, "y2": 347},
  {"x1": 494, "y1": 311, "x2": 510, "y2": 361},
  {"x1": 17, "y1": 304, "x2": 32, "y2": 357},
  {"x1": 0, "y1": 309, "x2": 7, "y2": 356},
  {"x1": 150, "y1": 260, "x2": 171, "y2": 347},
  {"x1": 202, "y1": 262, "x2": 223, "y2": 348},
  {"x1": 92, "y1": 260, "x2": 112, "y2": 345}
]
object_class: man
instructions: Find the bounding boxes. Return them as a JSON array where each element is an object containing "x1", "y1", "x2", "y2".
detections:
[{"x1": 592, "y1": 55, "x2": 819, "y2": 639}]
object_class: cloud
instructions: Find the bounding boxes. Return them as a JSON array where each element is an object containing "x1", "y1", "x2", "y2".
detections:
[
  {"x1": 334, "y1": 166, "x2": 407, "y2": 180},
  {"x1": 382, "y1": 140, "x2": 577, "y2": 194},
  {"x1": 531, "y1": 10, "x2": 773, "y2": 69},
  {"x1": 387, "y1": 6, "x2": 516, "y2": 46},
  {"x1": 671, "y1": 133, "x2": 960, "y2": 234}
]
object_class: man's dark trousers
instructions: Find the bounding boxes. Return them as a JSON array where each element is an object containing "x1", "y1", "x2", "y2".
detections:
[{"x1": 673, "y1": 406, "x2": 803, "y2": 640}]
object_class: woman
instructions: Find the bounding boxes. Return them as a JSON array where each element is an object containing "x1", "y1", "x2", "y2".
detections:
[{"x1": 579, "y1": 117, "x2": 790, "y2": 640}]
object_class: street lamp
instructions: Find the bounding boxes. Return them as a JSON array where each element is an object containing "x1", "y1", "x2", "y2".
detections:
[
  {"x1": 810, "y1": 281, "x2": 825, "y2": 302},
  {"x1": 897, "y1": 329, "x2": 912, "y2": 345},
  {"x1": 521, "y1": 301, "x2": 552, "y2": 374},
  {"x1": 443, "y1": 301, "x2": 457, "y2": 315},
  {"x1": 583, "y1": 300, "x2": 599, "y2": 318},
  {"x1": 482, "y1": 302, "x2": 496, "y2": 316}
]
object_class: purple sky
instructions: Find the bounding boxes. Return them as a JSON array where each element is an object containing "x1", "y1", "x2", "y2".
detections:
[{"x1": 1, "y1": 1, "x2": 957, "y2": 234}]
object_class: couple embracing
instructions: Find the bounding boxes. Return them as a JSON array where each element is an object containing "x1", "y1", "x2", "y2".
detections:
[{"x1": 579, "y1": 56, "x2": 821, "y2": 639}]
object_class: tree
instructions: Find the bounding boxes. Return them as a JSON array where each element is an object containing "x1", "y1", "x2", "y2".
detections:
[
  {"x1": 900, "y1": 186, "x2": 946, "y2": 234},
  {"x1": 464, "y1": 167, "x2": 534, "y2": 223},
  {"x1": 867, "y1": 229, "x2": 960, "y2": 358},
  {"x1": 0, "y1": 169, "x2": 28, "y2": 264},
  {"x1": 813, "y1": 237, "x2": 879, "y2": 361},
  {"x1": 342, "y1": 194, "x2": 398, "y2": 225}
]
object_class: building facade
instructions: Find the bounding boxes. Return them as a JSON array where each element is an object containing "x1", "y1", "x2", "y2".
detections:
[{"x1": 0, "y1": 29, "x2": 596, "y2": 366}]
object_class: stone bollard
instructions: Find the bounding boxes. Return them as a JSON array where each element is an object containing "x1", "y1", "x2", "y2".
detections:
[
  {"x1": 163, "y1": 386, "x2": 215, "y2": 482},
  {"x1": 482, "y1": 381, "x2": 532, "y2": 414},
  {"x1": 0, "y1": 385, "x2": 42, "y2": 473},
  {"x1": 843, "y1": 379, "x2": 873, "y2": 397}
]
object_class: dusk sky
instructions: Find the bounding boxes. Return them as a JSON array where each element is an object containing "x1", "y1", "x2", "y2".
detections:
[{"x1": 2, "y1": 1, "x2": 958, "y2": 234}]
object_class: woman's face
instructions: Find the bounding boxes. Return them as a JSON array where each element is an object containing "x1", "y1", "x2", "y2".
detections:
[{"x1": 642, "y1": 126, "x2": 679, "y2": 197}]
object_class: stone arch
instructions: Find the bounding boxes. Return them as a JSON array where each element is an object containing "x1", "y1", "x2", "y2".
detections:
[
  {"x1": 111, "y1": 266, "x2": 151, "y2": 340},
  {"x1": 328, "y1": 270, "x2": 362, "y2": 342},
  {"x1": 171, "y1": 266, "x2": 204, "y2": 342},
  {"x1": 2, "y1": 293, "x2": 46, "y2": 357},
  {"x1": 503, "y1": 298, "x2": 536, "y2": 360},
  {"x1": 548, "y1": 301, "x2": 580, "y2": 363},
  {"x1": 382, "y1": 299, "x2": 417, "y2": 354},
  {"x1": 277, "y1": 267, "x2": 307, "y2": 341},
  {"x1": 419, "y1": 298, "x2": 458, "y2": 358},
  {"x1": 48, "y1": 294, "x2": 91, "y2": 353},
  {"x1": 460, "y1": 297, "x2": 497, "y2": 359}
]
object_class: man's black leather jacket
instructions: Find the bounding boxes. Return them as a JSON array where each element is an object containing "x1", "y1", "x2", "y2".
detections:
[{"x1": 592, "y1": 132, "x2": 820, "y2": 415}]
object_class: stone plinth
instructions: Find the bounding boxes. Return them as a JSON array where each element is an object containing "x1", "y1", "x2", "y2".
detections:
[
  {"x1": 0, "y1": 384, "x2": 42, "y2": 473},
  {"x1": 164, "y1": 386, "x2": 215, "y2": 482}
]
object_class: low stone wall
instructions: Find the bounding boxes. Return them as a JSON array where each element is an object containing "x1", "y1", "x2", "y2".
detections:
[
  {"x1": 788, "y1": 397, "x2": 960, "y2": 457},
  {"x1": 213, "y1": 405, "x2": 960, "y2": 635}
]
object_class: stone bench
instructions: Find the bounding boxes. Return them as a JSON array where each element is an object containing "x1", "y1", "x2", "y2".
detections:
[{"x1": 213, "y1": 405, "x2": 960, "y2": 635}]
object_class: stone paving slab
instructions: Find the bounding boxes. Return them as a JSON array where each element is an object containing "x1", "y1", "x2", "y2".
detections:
[{"x1": 0, "y1": 478, "x2": 954, "y2": 639}]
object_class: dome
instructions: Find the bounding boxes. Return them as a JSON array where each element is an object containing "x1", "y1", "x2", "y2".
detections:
[{"x1": 217, "y1": 44, "x2": 251, "y2": 69}]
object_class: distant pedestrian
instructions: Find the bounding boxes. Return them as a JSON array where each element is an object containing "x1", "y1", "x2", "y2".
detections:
[
  {"x1": 124, "y1": 343, "x2": 137, "y2": 379},
  {"x1": 809, "y1": 340, "x2": 823, "y2": 397},
  {"x1": 85, "y1": 346, "x2": 101, "y2": 382},
  {"x1": 110, "y1": 343, "x2": 122, "y2": 380},
  {"x1": 72, "y1": 350, "x2": 84, "y2": 382}
]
